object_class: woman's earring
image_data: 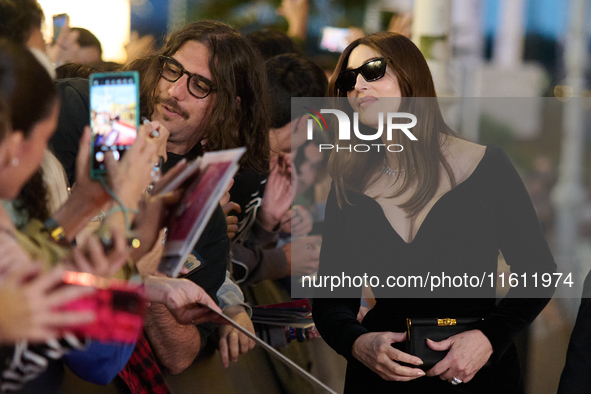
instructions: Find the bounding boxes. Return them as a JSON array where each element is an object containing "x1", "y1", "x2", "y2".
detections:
[{"x1": 11, "y1": 158, "x2": 18, "y2": 167}]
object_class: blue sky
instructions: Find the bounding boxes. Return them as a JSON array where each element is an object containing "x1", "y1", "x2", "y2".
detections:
[{"x1": 483, "y1": 0, "x2": 582, "y2": 39}]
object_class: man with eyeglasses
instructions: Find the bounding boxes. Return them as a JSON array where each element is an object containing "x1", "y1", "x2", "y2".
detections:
[{"x1": 122, "y1": 20, "x2": 271, "y2": 381}]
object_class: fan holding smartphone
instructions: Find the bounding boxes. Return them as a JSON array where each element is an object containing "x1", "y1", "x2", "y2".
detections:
[
  {"x1": 52, "y1": 13, "x2": 68, "y2": 44},
  {"x1": 89, "y1": 72, "x2": 140, "y2": 178}
]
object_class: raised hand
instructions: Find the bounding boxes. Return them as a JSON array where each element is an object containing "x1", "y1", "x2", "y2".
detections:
[
  {"x1": 220, "y1": 178, "x2": 241, "y2": 239},
  {"x1": 65, "y1": 225, "x2": 128, "y2": 278},
  {"x1": 258, "y1": 154, "x2": 292, "y2": 232},
  {"x1": 283, "y1": 235, "x2": 321, "y2": 276},
  {"x1": 47, "y1": 22, "x2": 80, "y2": 65},
  {"x1": 277, "y1": 0, "x2": 309, "y2": 40},
  {"x1": 280, "y1": 205, "x2": 313, "y2": 236}
]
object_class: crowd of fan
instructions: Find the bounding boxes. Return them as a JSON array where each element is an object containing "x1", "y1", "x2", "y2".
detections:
[{"x1": 0, "y1": 0, "x2": 336, "y2": 393}]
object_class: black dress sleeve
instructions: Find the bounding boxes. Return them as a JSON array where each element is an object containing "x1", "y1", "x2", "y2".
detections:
[
  {"x1": 312, "y1": 185, "x2": 368, "y2": 360},
  {"x1": 473, "y1": 145, "x2": 556, "y2": 361}
]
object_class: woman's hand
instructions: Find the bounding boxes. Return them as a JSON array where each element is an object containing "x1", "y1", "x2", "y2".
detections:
[
  {"x1": 425, "y1": 329, "x2": 493, "y2": 384},
  {"x1": 352, "y1": 332, "x2": 425, "y2": 381},
  {"x1": 218, "y1": 305, "x2": 256, "y2": 367},
  {"x1": 106, "y1": 121, "x2": 163, "y2": 210},
  {"x1": 65, "y1": 225, "x2": 128, "y2": 277},
  {"x1": 0, "y1": 267, "x2": 96, "y2": 343},
  {"x1": 72, "y1": 126, "x2": 111, "y2": 208}
]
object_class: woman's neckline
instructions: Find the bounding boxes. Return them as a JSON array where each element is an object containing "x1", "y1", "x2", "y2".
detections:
[{"x1": 353, "y1": 144, "x2": 493, "y2": 244}]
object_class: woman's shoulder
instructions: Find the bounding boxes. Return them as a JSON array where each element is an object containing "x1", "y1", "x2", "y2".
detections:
[
  {"x1": 327, "y1": 182, "x2": 378, "y2": 211},
  {"x1": 446, "y1": 138, "x2": 518, "y2": 184},
  {"x1": 444, "y1": 137, "x2": 488, "y2": 184}
]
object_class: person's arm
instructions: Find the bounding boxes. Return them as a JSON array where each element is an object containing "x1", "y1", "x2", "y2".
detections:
[
  {"x1": 216, "y1": 272, "x2": 255, "y2": 367},
  {"x1": 276, "y1": 0, "x2": 309, "y2": 42},
  {"x1": 231, "y1": 236, "x2": 288, "y2": 285},
  {"x1": 142, "y1": 275, "x2": 224, "y2": 374},
  {"x1": 52, "y1": 127, "x2": 110, "y2": 241},
  {"x1": 53, "y1": 123, "x2": 162, "y2": 242},
  {"x1": 143, "y1": 303, "x2": 202, "y2": 374},
  {"x1": 472, "y1": 146, "x2": 556, "y2": 361},
  {"x1": 216, "y1": 270, "x2": 249, "y2": 312},
  {"x1": 142, "y1": 205, "x2": 229, "y2": 374}
]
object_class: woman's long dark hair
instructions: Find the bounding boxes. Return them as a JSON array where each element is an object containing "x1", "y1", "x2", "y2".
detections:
[
  {"x1": 0, "y1": 39, "x2": 57, "y2": 137},
  {"x1": 0, "y1": 40, "x2": 56, "y2": 222},
  {"x1": 328, "y1": 32, "x2": 459, "y2": 217}
]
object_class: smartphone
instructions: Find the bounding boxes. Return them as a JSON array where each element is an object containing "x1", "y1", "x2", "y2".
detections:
[
  {"x1": 89, "y1": 72, "x2": 140, "y2": 179},
  {"x1": 319, "y1": 27, "x2": 351, "y2": 53},
  {"x1": 61, "y1": 271, "x2": 146, "y2": 343},
  {"x1": 52, "y1": 13, "x2": 68, "y2": 43}
]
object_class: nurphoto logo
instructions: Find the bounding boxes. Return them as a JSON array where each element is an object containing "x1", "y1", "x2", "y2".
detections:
[{"x1": 304, "y1": 108, "x2": 418, "y2": 152}]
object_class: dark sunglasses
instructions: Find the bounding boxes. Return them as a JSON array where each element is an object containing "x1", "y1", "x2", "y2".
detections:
[
  {"x1": 159, "y1": 55, "x2": 216, "y2": 99},
  {"x1": 335, "y1": 58, "x2": 388, "y2": 93}
]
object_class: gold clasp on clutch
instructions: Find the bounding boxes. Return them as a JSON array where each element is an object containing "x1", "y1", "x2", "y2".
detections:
[{"x1": 437, "y1": 318, "x2": 457, "y2": 326}]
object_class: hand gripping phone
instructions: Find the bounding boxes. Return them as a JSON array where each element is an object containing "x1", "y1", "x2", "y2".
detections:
[
  {"x1": 52, "y1": 13, "x2": 68, "y2": 43},
  {"x1": 89, "y1": 72, "x2": 140, "y2": 179}
]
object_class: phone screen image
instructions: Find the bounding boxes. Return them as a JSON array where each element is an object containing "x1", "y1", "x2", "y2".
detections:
[
  {"x1": 89, "y1": 72, "x2": 139, "y2": 178},
  {"x1": 319, "y1": 27, "x2": 351, "y2": 53},
  {"x1": 53, "y1": 13, "x2": 68, "y2": 43}
]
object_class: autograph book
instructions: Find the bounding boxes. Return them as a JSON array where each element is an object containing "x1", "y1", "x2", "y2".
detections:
[{"x1": 157, "y1": 148, "x2": 245, "y2": 277}]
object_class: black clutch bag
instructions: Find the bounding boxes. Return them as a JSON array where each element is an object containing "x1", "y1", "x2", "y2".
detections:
[{"x1": 405, "y1": 317, "x2": 483, "y2": 371}]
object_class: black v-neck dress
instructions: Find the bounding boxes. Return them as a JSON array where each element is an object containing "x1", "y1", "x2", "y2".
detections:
[{"x1": 312, "y1": 145, "x2": 556, "y2": 393}]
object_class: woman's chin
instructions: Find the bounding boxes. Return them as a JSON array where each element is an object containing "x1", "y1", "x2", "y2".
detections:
[{"x1": 357, "y1": 111, "x2": 382, "y2": 129}]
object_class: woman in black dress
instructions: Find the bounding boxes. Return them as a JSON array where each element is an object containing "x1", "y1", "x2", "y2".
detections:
[{"x1": 312, "y1": 32, "x2": 556, "y2": 393}]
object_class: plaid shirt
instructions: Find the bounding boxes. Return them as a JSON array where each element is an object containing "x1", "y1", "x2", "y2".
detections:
[{"x1": 118, "y1": 332, "x2": 170, "y2": 394}]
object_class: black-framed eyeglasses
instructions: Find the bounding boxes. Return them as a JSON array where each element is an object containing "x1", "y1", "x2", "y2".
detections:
[
  {"x1": 335, "y1": 57, "x2": 388, "y2": 93},
  {"x1": 159, "y1": 55, "x2": 216, "y2": 99}
]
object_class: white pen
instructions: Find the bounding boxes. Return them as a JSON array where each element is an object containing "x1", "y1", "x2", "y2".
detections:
[{"x1": 142, "y1": 116, "x2": 159, "y2": 138}]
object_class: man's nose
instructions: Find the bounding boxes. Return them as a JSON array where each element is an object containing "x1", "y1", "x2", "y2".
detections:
[{"x1": 168, "y1": 74, "x2": 189, "y2": 100}]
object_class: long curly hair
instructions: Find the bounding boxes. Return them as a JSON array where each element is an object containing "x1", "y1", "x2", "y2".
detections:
[{"x1": 126, "y1": 20, "x2": 271, "y2": 174}]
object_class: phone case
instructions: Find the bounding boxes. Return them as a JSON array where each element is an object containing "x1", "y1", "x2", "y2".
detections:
[{"x1": 89, "y1": 71, "x2": 140, "y2": 179}]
